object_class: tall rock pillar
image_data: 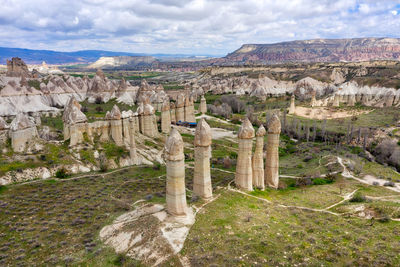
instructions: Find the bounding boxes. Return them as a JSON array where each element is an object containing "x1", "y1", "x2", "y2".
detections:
[
  {"x1": 193, "y1": 119, "x2": 212, "y2": 199},
  {"x1": 265, "y1": 114, "x2": 281, "y2": 189},
  {"x1": 175, "y1": 94, "x2": 185, "y2": 122},
  {"x1": 348, "y1": 95, "x2": 356, "y2": 107},
  {"x1": 129, "y1": 118, "x2": 138, "y2": 165},
  {"x1": 170, "y1": 102, "x2": 176, "y2": 124},
  {"x1": 165, "y1": 128, "x2": 188, "y2": 216},
  {"x1": 199, "y1": 95, "x2": 207, "y2": 114},
  {"x1": 333, "y1": 93, "x2": 340, "y2": 107},
  {"x1": 184, "y1": 95, "x2": 196, "y2": 123},
  {"x1": 311, "y1": 91, "x2": 317, "y2": 107},
  {"x1": 106, "y1": 105, "x2": 123, "y2": 146},
  {"x1": 252, "y1": 125, "x2": 266, "y2": 190},
  {"x1": 235, "y1": 117, "x2": 255, "y2": 191},
  {"x1": 161, "y1": 100, "x2": 171, "y2": 134},
  {"x1": 289, "y1": 95, "x2": 296, "y2": 114}
]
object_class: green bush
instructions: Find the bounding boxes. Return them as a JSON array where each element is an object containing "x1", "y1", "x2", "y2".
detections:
[
  {"x1": 55, "y1": 168, "x2": 69, "y2": 179},
  {"x1": 0, "y1": 185, "x2": 7, "y2": 194},
  {"x1": 103, "y1": 142, "x2": 127, "y2": 158},
  {"x1": 349, "y1": 192, "x2": 366, "y2": 203},
  {"x1": 312, "y1": 178, "x2": 331, "y2": 185}
]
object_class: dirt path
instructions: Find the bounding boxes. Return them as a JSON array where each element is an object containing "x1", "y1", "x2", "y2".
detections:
[
  {"x1": 292, "y1": 106, "x2": 371, "y2": 120},
  {"x1": 337, "y1": 157, "x2": 400, "y2": 193}
]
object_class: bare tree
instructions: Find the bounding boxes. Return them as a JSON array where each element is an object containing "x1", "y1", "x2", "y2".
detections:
[
  {"x1": 306, "y1": 122, "x2": 310, "y2": 142},
  {"x1": 312, "y1": 121, "x2": 317, "y2": 142},
  {"x1": 321, "y1": 119, "x2": 327, "y2": 142}
]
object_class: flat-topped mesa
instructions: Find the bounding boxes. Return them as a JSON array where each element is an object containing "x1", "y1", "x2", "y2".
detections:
[
  {"x1": 333, "y1": 93, "x2": 340, "y2": 107},
  {"x1": 235, "y1": 117, "x2": 255, "y2": 191},
  {"x1": 265, "y1": 114, "x2": 281, "y2": 189},
  {"x1": 165, "y1": 128, "x2": 188, "y2": 216},
  {"x1": 252, "y1": 125, "x2": 266, "y2": 190},
  {"x1": 6, "y1": 57, "x2": 31, "y2": 78},
  {"x1": 106, "y1": 105, "x2": 123, "y2": 146},
  {"x1": 288, "y1": 94, "x2": 296, "y2": 114},
  {"x1": 184, "y1": 95, "x2": 196, "y2": 123},
  {"x1": 161, "y1": 100, "x2": 171, "y2": 134},
  {"x1": 10, "y1": 113, "x2": 38, "y2": 152},
  {"x1": 199, "y1": 95, "x2": 207, "y2": 114},
  {"x1": 194, "y1": 119, "x2": 213, "y2": 199},
  {"x1": 170, "y1": 102, "x2": 176, "y2": 124},
  {"x1": 175, "y1": 94, "x2": 185, "y2": 122},
  {"x1": 311, "y1": 91, "x2": 317, "y2": 107}
]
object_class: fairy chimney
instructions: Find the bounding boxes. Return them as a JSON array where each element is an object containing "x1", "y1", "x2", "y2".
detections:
[
  {"x1": 235, "y1": 117, "x2": 255, "y2": 191},
  {"x1": 193, "y1": 118, "x2": 213, "y2": 199}
]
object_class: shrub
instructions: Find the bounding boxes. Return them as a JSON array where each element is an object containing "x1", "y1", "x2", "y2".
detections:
[
  {"x1": 312, "y1": 178, "x2": 330, "y2": 185},
  {"x1": 349, "y1": 192, "x2": 366, "y2": 202},
  {"x1": 384, "y1": 181, "x2": 395, "y2": 187},
  {"x1": 377, "y1": 215, "x2": 390, "y2": 223},
  {"x1": 278, "y1": 180, "x2": 287, "y2": 189},
  {"x1": 325, "y1": 173, "x2": 339, "y2": 183},
  {"x1": 153, "y1": 163, "x2": 161, "y2": 170},
  {"x1": 95, "y1": 97, "x2": 103, "y2": 104},
  {"x1": 295, "y1": 177, "x2": 312, "y2": 187},
  {"x1": 55, "y1": 168, "x2": 69, "y2": 179}
]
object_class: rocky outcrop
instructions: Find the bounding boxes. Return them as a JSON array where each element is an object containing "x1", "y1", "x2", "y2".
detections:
[
  {"x1": 265, "y1": 114, "x2": 281, "y2": 189},
  {"x1": 165, "y1": 128, "x2": 188, "y2": 216},
  {"x1": 10, "y1": 113, "x2": 38, "y2": 152},
  {"x1": 252, "y1": 125, "x2": 266, "y2": 190},
  {"x1": 62, "y1": 96, "x2": 88, "y2": 141},
  {"x1": 6, "y1": 57, "x2": 31, "y2": 77},
  {"x1": 86, "y1": 69, "x2": 117, "y2": 103},
  {"x1": 193, "y1": 119, "x2": 212, "y2": 199},
  {"x1": 0, "y1": 117, "x2": 9, "y2": 144},
  {"x1": 115, "y1": 78, "x2": 139, "y2": 105},
  {"x1": 235, "y1": 118, "x2": 255, "y2": 191}
]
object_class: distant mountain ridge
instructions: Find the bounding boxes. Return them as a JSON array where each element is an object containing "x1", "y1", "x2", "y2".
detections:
[
  {"x1": 0, "y1": 47, "x2": 216, "y2": 65},
  {"x1": 224, "y1": 38, "x2": 400, "y2": 64}
]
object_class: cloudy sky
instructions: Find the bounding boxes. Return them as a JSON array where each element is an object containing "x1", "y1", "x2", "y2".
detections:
[{"x1": 0, "y1": 0, "x2": 399, "y2": 55}]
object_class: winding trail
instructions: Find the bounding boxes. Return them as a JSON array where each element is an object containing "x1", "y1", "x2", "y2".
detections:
[{"x1": 337, "y1": 156, "x2": 400, "y2": 193}]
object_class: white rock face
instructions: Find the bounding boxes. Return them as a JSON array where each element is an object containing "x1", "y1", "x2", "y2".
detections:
[
  {"x1": 100, "y1": 204, "x2": 195, "y2": 266},
  {"x1": 0, "y1": 73, "x2": 168, "y2": 116},
  {"x1": 10, "y1": 113, "x2": 38, "y2": 152}
]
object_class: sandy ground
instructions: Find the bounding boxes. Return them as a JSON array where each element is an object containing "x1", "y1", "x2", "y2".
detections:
[{"x1": 293, "y1": 106, "x2": 371, "y2": 120}]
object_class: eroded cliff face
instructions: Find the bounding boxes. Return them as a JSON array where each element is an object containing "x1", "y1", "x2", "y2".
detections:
[
  {"x1": 0, "y1": 71, "x2": 167, "y2": 116},
  {"x1": 191, "y1": 64, "x2": 400, "y2": 107},
  {"x1": 223, "y1": 38, "x2": 400, "y2": 64}
]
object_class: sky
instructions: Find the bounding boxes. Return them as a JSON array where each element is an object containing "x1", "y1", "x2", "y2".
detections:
[{"x1": 0, "y1": 0, "x2": 399, "y2": 56}]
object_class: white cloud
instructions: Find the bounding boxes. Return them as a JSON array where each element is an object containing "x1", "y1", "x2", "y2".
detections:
[{"x1": 0, "y1": 0, "x2": 399, "y2": 55}]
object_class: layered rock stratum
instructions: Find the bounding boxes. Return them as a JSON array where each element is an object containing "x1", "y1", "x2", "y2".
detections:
[{"x1": 223, "y1": 38, "x2": 400, "y2": 64}]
